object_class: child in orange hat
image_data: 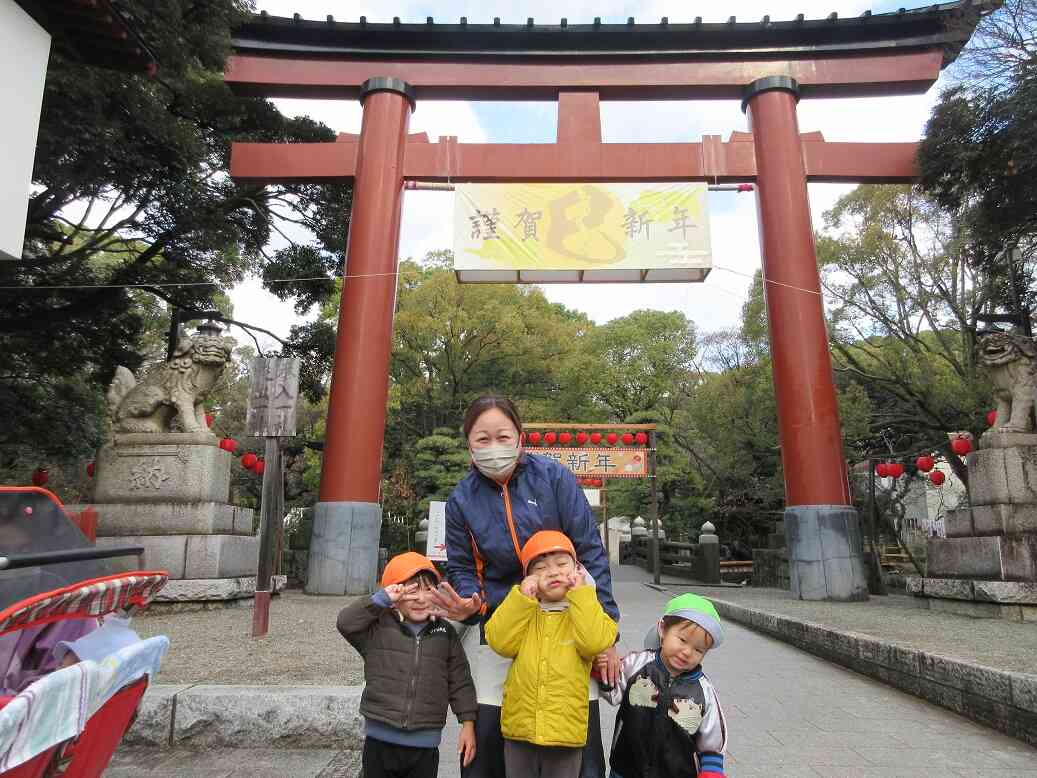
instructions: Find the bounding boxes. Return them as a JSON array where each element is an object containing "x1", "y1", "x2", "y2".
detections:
[
  {"x1": 337, "y1": 552, "x2": 477, "y2": 778},
  {"x1": 485, "y1": 531, "x2": 617, "y2": 778}
]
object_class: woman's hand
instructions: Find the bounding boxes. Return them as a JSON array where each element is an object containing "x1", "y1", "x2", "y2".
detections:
[
  {"x1": 594, "y1": 645, "x2": 621, "y2": 688},
  {"x1": 520, "y1": 574, "x2": 540, "y2": 599},
  {"x1": 458, "y1": 720, "x2": 477, "y2": 767},
  {"x1": 428, "y1": 581, "x2": 482, "y2": 621}
]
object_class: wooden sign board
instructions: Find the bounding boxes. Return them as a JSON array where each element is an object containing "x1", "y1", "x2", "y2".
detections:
[
  {"x1": 527, "y1": 447, "x2": 648, "y2": 478},
  {"x1": 246, "y1": 357, "x2": 300, "y2": 438},
  {"x1": 426, "y1": 501, "x2": 447, "y2": 561}
]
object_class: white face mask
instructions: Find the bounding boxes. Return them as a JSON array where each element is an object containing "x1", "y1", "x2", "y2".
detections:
[{"x1": 471, "y1": 443, "x2": 520, "y2": 480}]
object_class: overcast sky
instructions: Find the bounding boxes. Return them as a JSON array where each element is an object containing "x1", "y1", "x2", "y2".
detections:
[{"x1": 230, "y1": 0, "x2": 946, "y2": 350}]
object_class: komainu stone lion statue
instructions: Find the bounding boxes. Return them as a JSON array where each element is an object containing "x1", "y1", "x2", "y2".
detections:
[
  {"x1": 107, "y1": 329, "x2": 235, "y2": 434},
  {"x1": 978, "y1": 331, "x2": 1037, "y2": 434}
]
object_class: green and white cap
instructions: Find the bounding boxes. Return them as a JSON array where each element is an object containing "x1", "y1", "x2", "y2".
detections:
[{"x1": 644, "y1": 593, "x2": 724, "y2": 650}]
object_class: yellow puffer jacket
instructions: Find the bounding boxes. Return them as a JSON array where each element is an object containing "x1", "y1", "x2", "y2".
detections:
[{"x1": 485, "y1": 584, "x2": 618, "y2": 748}]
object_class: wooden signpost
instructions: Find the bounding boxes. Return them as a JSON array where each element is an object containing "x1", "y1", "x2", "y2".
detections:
[{"x1": 247, "y1": 357, "x2": 301, "y2": 638}]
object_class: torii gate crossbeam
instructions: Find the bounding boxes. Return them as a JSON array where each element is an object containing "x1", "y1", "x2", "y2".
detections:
[{"x1": 225, "y1": 3, "x2": 988, "y2": 601}]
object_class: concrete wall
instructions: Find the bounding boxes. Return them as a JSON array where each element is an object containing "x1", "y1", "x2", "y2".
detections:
[{"x1": 0, "y1": 1, "x2": 50, "y2": 259}]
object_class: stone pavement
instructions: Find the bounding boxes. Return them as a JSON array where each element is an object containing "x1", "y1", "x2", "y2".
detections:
[{"x1": 108, "y1": 567, "x2": 1037, "y2": 777}]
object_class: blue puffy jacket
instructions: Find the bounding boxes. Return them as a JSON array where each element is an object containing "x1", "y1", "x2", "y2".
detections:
[{"x1": 445, "y1": 452, "x2": 619, "y2": 624}]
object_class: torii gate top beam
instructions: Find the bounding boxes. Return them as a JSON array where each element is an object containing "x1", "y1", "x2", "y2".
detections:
[{"x1": 226, "y1": 1, "x2": 993, "y2": 100}]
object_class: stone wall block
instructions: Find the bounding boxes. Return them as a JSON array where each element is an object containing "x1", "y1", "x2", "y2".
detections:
[
  {"x1": 123, "y1": 684, "x2": 191, "y2": 747},
  {"x1": 973, "y1": 580, "x2": 1037, "y2": 604},
  {"x1": 944, "y1": 508, "x2": 975, "y2": 538},
  {"x1": 1009, "y1": 673, "x2": 1037, "y2": 713},
  {"x1": 1002, "y1": 535, "x2": 1037, "y2": 581},
  {"x1": 1005, "y1": 446, "x2": 1037, "y2": 504},
  {"x1": 926, "y1": 537, "x2": 1004, "y2": 579},
  {"x1": 921, "y1": 578, "x2": 974, "y2": 601},
  {"x1": 968, "y1": 448, "x2": 1009, "y2": 505},
  {"x1": 173, "y1": 686, "x2": 364, "y2": 749}
]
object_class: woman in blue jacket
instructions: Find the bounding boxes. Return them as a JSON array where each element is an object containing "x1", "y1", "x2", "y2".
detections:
[{"x1": 429, "y1": 395, "x2": 620, "y2": 778}]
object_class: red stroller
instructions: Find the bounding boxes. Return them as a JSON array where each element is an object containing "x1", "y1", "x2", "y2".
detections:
[{"x1": 0, "y1": 487, "x2": 168, "y2": 777}]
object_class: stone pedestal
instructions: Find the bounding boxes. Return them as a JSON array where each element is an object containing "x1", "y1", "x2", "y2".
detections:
[
  {"x1": 784, "y1": 505, "x2": 868, "y2": 602},
  {"x1": 74, "y1": 433, "x2": 261, "y2": 604},
  {"x1": 909, "y1": 442, "x2": 1037, "y2": 622}
]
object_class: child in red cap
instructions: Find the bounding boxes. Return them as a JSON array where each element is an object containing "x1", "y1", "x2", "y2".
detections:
[
  {"x1": 337, "y1": 551, "x2": 477, "y2": 778},
  {"x1": 485, "y1": 530, "x2": 617, "y2": 778}
]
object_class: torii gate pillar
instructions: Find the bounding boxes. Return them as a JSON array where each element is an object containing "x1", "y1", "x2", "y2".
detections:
[
  {"x1": 744, "y1": 77, "x2": 867, "y2": 601},
  {"x1": 307, "y1": 78, "x2": 413, "y2": 595}
]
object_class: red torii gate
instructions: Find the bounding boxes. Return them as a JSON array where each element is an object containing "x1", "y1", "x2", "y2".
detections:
[{"x1": 225, "y1": 3, "x2": 988, "y2": 599}]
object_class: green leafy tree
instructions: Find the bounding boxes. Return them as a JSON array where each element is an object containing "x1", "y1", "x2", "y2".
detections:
[{"x1": 2, "y1": 0, "x2": 347, "y2": 467}]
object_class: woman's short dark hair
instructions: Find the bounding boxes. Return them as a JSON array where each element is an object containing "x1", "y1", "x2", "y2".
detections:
[{"x1": 462, "y1": 395, "x2": 523, "y2": 439}]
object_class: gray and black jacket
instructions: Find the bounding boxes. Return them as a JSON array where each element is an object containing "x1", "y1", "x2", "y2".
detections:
[
  {"x1": 337, "y1": 595, "x2": 477, "y2": 732},
  {"x1": 604, "y1": 649, "x2": 728, "y2": 778}
]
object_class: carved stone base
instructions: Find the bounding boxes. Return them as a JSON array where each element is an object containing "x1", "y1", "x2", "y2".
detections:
[
  {"x1": 152, "y1": 575, "x2": 287, "y2": 603},
  {"x1": 980, "y1": 430, "x2": 1037, "y2": 450},
  {"x1": 906, "y1": 576, "x2": 1037, "y2": 622},
  {"x1": 66, "y1": 502, "x2": 254, "y2": 537},
  {"x1": 965, "y1": 445, "x2": 1037, "y2": 506},
  {"x1": 95, "y1": 534, "x2": 259, "y2": 580},
  {"x1": 93, "y1": 437, "x2": 232, "y2": 504},
  {"x1": 945, "y1": 505, "x2": 1037, "y2": 538},
  {"x1": 927, "y1": 535, "x2": 1037, "y2": 581}
]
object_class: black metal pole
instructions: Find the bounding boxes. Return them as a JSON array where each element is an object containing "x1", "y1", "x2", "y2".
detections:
[
  {"x1": 0, "y1": 545, "x2": 145, "y2": 570},
  {"x1": 867, "y1": 457, "x2": 887, "y2": 596}
]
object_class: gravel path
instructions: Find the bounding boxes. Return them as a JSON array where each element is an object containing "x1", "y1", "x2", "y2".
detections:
[
  {"x1": 134, "y1": 591, "x2": 364, "y2": 685},
  {"x1": 675, "y1": 583, "x2": 1037, "y2": 674}
]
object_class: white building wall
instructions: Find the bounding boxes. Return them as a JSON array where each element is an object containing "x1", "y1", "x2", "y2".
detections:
[{"x1": 0, "y1": 1, "x2": 51, "y2": 259}]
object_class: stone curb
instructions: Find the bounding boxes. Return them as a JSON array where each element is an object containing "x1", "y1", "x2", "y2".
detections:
[
  {"x1": 125, "y1": 684, "x2": 364, "y2": 749},
  {"x1": 709, "y1": 597, "x2": 1037, "y2": 748}
]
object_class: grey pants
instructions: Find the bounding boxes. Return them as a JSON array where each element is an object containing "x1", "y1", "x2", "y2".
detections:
[{"x1": 504, "y1": 739, "x2": 583, "y2": 778}]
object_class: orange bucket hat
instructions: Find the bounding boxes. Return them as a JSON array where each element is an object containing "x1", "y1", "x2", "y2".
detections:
[
  {"x1": 381, "y1": 551, "x2": 441, "y2": 588},
  {"x1": 520, "y1": 530, "x2": 577, "y2": 574}
]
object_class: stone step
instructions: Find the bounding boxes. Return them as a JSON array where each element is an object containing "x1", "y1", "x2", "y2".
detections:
[
  {"x1": 95, "y1": 533, "x2": 259, "y2": 579},
  {"x1": 65, "y1": 502, "x2": 254, "y2": 537},
  {"x1": 767, "y1": 532, "x2": 786, "y2": 549},
  {"x1": 926, "y1": 535, "x2": 1037, "y2": 581},
  {"x1": 945, "y1": 505, "x2": 1037, "y2": 538}
]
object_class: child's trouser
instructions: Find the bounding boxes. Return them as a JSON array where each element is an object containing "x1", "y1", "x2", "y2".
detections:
[
  {"x1": 504, "y1": 738, "x2": 582, "y2": 778},
  {"x1": 361, "y1": 736, "x2": 439, "y2": 778}
]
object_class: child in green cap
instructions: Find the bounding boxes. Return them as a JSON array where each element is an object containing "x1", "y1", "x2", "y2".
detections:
[{"x1": 602, "y1": 593, "x2": 727, "y2": 778}]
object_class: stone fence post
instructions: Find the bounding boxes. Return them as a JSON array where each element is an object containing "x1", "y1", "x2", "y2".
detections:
[{"x1": 697, "y1": 521, "x2": 721, "y2": 584}]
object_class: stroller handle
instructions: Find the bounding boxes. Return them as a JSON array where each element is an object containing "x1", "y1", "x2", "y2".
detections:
[{"x1": 0, "y1": 546, "x2": 145, "y2": 570}]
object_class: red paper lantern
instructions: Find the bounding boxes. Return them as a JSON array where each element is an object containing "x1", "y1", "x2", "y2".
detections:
[
  {"x1": 634, "y1": 432, "x2": 648, "y2": 445},
  {"x1": 590, "y1": 432, "x2": 602, "y2": 445},
  {"x1": 606, "y1": 433, "x2": 618, "y2": 445},
  {"x1": 559, "y1": 432, "x2": 572, "y2": 445},
  {"x1": 254, "y1": 459, "x2": 266, "y2": 475},
  {"x1": 86, "y1": 462, "x2": 95, "y2": 478},
  {"x1": 544, "y1": 432, "x2": 557, "y2": 445},
  {"x1": 31, "y1": 468, "x2": 48, "y2": 487},
  {"x1": 875, "y1": 462, "x2": 889, "y2": 478},
  {"x1": 621, "y1": 433, "x2": 634, "y2": 446},
  {"x1": 241, "y1": 453, "x2": 258, "y2": 469},
  {"x1": 986, "y1": 410, "x2": 997, "y2": 427},
  {"x1": 915, "y1": 455, "x2": 935, "y2": 473},
  {"x1": 528, "y1": 432, "x2": 541, "y2": 445},
  {"x1": 576, "y1": 432, "x2": 589, "y2": 445},
  {"x1": 205, "y1": 413, "x2": 214, "y2": 428},
  {"x1": 887, "y1": 463, "x2": 904, "y2": 479},
  {"x1": 951, "y1": 437, "x2": 972, "y2": 456},
  {"x1": 929, "y1": 470, "x2": 946, "y2": 486}
]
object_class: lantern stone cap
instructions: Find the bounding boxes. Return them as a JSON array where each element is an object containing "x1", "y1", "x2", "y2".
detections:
[
  {"x1": 701, "y1": 521, "x2": 716, "y2": 534},
  {"x1": 633, "y1": 516, "x2": 645, "y2": 526},
  {"x1": 418, "y1": 518, "x2": 429, "y2": 529}
]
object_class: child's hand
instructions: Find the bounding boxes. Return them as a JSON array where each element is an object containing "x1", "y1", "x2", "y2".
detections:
[
  {"x1": 458, "y1": 720, "x2": 477, "y2": 767},
  {"x1": 384, "y1": 583, "x2": 417, "y2": 604},
  {"x1": 567, "y1": 563, "x2": 588, "y2": 590},
  {"x1": 520, "y1": 574, "x2": 539, "y2": 599}
]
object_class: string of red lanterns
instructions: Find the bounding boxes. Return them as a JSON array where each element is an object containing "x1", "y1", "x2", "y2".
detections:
[{"x1": 520, "y1": 430, "x2": 652, "y2": 447}]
